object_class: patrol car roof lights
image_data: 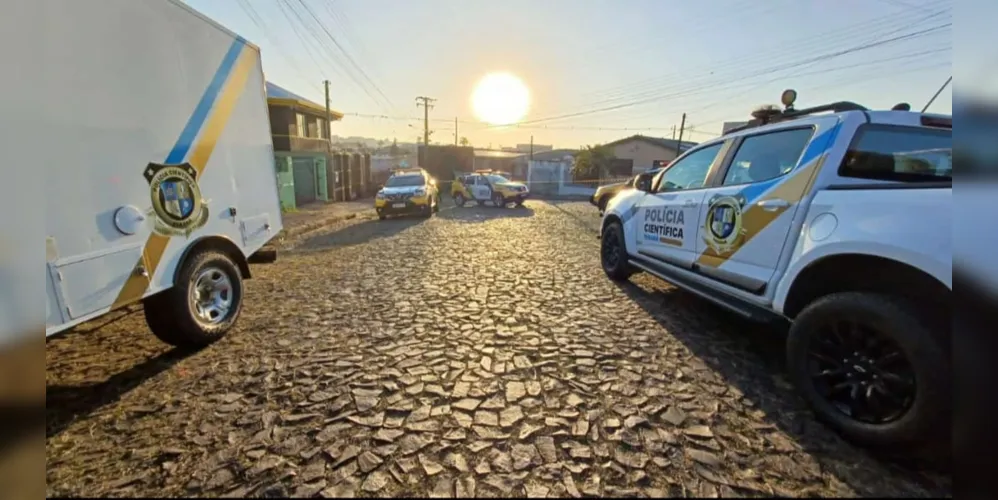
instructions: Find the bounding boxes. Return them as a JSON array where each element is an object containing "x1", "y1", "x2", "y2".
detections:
[{"x1": 781, "y1": 89, "x2": 797, "y2": 111}]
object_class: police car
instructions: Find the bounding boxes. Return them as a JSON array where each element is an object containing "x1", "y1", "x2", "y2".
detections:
[
  {"x1": 599, "y1": 90, "x2": 952, "y2": 454},
  {"x1": 451, "y1": 170, "x2": 529, "y2": 208},
  {"x1": 374, "y1": 168, "x2": 440, "y2": 220}
]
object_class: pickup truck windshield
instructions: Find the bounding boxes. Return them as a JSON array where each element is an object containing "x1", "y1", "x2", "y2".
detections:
[
  {"x1": 840, "y1": 125, "x2": 952, "y2": 182},
  {"x1": 385, "y1": 175, "x2": 425, "y2": 187},
  {"x1": 487, "y1": 175, "x2": 511, "y2": 184}
]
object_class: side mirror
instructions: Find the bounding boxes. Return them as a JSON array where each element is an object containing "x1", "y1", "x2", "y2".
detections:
[
  {"x1": 635, "y1": 175, "x2": 652, "y2": 192},
  {"x1": 378, "y1": 184, "x2": 384, "y2": 190}
]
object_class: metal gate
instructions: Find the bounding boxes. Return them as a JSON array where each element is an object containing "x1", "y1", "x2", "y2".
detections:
[{"x1": 292, "y1": 158, "x2": 316, "y2": 206}]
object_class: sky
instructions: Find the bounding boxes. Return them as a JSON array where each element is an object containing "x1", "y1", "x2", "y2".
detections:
[{"x1": 183, "y1": 0, "x2": 955, "y2": 149}]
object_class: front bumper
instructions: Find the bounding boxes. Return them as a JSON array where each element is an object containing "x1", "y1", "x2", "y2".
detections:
[
  {"x1": 590, "y1": 194, "x2": 600, "y2": 207},
  {"x1": 501, "y1": 191, "x2": 530, "y2": 204},
  {"x1": 376, "y1": 196, "x2": 432, "y2": 215}
]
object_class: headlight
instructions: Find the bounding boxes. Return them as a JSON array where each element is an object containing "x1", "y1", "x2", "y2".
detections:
[
  {"x1": 376, "y1": 192, "x2": 385, "y2": 199},
  {"x1": 414, "y1": 188, "x2": 427, "y2": 196}
]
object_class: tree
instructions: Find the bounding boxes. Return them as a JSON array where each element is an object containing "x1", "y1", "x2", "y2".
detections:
[
  {"x1": 571, "y1": 144, "x2": 614, "y2": 181},
  {"x1": 390, "y1": 139, "x2": 400, "y2": 157},
  {"x1": 459, "y1": 136, "x2": 471, "y2": 147}
]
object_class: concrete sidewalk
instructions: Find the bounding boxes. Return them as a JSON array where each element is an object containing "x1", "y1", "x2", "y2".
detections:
[{"x1": 277, "y1": 199, "x2": 375, "y2": 242}]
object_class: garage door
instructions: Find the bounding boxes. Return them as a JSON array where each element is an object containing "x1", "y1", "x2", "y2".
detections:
[{"x1": 292, "y1": 158, "x2": 316, "y2": 206}]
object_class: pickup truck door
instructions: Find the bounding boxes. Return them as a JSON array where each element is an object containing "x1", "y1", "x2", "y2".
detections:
[
  {"x1": 634, "y1": 142, "x2": 726, "y2": 270},
  {"x1": 693, "y1": 117, "x2": 841, "y2": 294}
]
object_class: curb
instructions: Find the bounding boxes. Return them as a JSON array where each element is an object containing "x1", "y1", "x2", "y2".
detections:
[{"x1": 276, "y1": 209, "x2": 376, "y2": 243}]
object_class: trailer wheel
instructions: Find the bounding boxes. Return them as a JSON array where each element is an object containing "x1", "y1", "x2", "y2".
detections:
[{"x1": 143, "y1": 250, "x2": 244, "y2": 348}]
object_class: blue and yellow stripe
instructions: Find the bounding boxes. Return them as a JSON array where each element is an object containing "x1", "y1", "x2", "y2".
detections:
[
  {"x1": 112, "y1": 37, "x2": 256, "y2": 309},
  {"x1": 696, "y1": 123, "x2": 841, "y2": 267}
]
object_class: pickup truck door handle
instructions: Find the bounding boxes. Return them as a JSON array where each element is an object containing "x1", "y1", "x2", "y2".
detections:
[
  {"x1": 756, "y1": 199, "x2": 791, "y2": 211},
  {"x1": 683, "y1": 199, "x2": 698, "y2": 207}
]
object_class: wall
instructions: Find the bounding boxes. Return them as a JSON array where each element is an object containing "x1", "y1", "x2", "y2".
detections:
[{"x1": 611, "y1": 139, "x2": 679, "y2": 174}]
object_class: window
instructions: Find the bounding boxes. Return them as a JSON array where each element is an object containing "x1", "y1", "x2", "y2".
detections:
[
  {"x1": 655, "y1": 143, "x2": 723, "y2": 192},
  {"x1": 487, "y1": 174, "x2": 510, "y2": 184},
  {"x1": 385, "y1": 174, "x2": 425, "y2": 188},
  {"x1": 839, "y1": 125, "x2": 951, "y2": 182},
  {"x1": 722, "y1": 128, "x2": 813, "y2": 186},
  {"x1": 295, "y1": 113, "x2": 306, "y2": 137},
  {"x1": 314, "y1": 118, "x2": 325, "y2": 139}
]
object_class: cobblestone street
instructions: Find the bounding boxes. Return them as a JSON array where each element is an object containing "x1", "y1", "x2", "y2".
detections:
[{"x1": 46, "y1": 201, "x2": 949, "y2": 498}]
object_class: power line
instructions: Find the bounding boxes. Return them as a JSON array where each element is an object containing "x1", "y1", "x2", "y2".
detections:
[
  {"x1": 294, "y1": 0, "x2": 397, "y2": 113},
  {"x1": 476, "y1": 22, "x2": 949, "y2": 131},
  {"x1": 235, "y1": 0, "x2": 323, "y2": 93},
  {"x1": 681, "y1": 45, "x2": 951, "y2": 127},
  {"x1": 539, "y1": 8, "x2": 950, "y2": 123},
  {"x1": 580, "y1": 7, "x2": 946, "y2": 105}
]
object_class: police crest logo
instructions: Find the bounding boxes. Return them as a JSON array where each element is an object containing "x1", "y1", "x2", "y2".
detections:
[
  {"x1": 702, "y1": 194, "x2": 747, "y2": 254},
  {"x1": 143, "y1": 162, "x2": 209, "y2": 237}
]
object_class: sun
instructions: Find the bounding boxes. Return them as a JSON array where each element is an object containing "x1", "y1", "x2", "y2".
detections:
[{"x1": 471, "y1": 72, "x2": 530, "y2": 125}]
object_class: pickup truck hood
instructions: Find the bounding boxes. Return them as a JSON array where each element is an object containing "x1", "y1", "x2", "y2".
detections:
[
  {"x1": 595, "y1": 182, "x2": 628, "y2": 197},
  {"x1": 497, "y1": 182, "x2": 527, "y2": 190}
]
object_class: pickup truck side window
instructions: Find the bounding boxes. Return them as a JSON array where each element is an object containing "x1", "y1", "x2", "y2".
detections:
[
  {"x1": 655, "y1": 143, "x2": 723, "y2": 192},
  {"x1": 839, "y1": 125, "x2": 952, "y2": 182},
  {"x1": 722, "y1": 128, "x2": 813, "y2": 186}
]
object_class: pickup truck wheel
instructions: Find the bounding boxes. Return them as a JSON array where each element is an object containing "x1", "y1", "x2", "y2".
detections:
[
  {"x1": 493, "y1": 192, "x2": 506, "y2": 208},
  {"x1": 143, "y1": 250, "x2": 244, "y2": 348},
  {"x1": 600, "y1": 221, "x2": 633, "y2": 281},
  {"x1": 454, "y1": 193, "x2": 466, "y2": 207},
  {"x1": 786, "y1": 292, "x2": 949, "y2": 451}
]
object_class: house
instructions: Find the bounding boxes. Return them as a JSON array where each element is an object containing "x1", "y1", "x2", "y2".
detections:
[
  {"x1": 511, "y1": 148, "x2": 578, "y2": 180},
  {"x1": 472, "y1": 149, "x2": 525, "y2": 178},
  {"x1": 603, "y1": 135, "x2": 698, "y2": 175},
  {"x1": 267, "y1": 82, "x2": 367, "y2": 209}
]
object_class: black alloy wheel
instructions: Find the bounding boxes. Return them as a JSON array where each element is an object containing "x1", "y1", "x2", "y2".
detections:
[{"x1": 806, "y1": 319, "x2": 916, "y2": 424}]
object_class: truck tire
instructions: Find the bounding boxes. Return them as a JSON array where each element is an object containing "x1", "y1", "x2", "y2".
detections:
[
  {"x1": 600, "y1": 221, "x2": 634, "y2": 281},
  {"x1": 786, "y1": 292, "x2": 950, "y2": 452},
  {"x1": 492, "y1": 192, "x2": 506, "y2": 208},
  {"x1": 143, "y1": 250, "x2": 245, "y2": 348},
  {"x1": 454, "y1": 193, "x2": 466, "y2": 207}
]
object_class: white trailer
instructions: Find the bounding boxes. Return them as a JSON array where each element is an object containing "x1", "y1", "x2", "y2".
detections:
[{"x1": 10, "y1": 0, "x2": 282, "y2": 347}]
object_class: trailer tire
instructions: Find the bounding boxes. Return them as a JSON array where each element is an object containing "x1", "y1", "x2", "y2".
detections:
[{"x1": 143, "y1": 250, "x2": 244, "y2": 348}]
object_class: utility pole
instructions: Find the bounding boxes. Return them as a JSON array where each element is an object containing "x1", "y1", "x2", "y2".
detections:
[
  {"x1": 415, "y1": 96, "x2": 436, "y2": 146},
  {"x1": 324, "y1": 80, "x2": 336, "y2": 201},
  {"x1": 454, "y1": 117, "x2": 458, "y2": 146},
  {"x1": 672, "y1": 125, "x2": 677, "y2": 140},
  {"x1": 324, "y1": 80, "x2": 332, "y2": 147},
  {"x1": 529, "y1": 135, "x2": 534, "y2": 161},
  {"x1": 676, "y1": 113, "x2": 687, "y2": 148}
]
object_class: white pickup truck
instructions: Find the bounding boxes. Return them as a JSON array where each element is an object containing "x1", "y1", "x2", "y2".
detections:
[{"x1": 599, "y1": 93, "x2": 952, "y2": 453}]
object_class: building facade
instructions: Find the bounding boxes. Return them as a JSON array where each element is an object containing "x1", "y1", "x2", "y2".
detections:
[
  {"x1": 266, "y1": 82, "x2": 371, "y2": 209},
  {"x1": 603, "y1": 135, "x2": 699, "y2": 175}
]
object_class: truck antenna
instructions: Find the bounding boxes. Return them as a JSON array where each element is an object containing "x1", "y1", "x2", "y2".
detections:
[{"x1": 921, "y1": 76, "x2": 952, "y2": 113}]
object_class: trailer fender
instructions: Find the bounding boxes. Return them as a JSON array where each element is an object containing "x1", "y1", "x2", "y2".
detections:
[{"x1": 175, "y1": 235, "x2": 252, "y2": 284}]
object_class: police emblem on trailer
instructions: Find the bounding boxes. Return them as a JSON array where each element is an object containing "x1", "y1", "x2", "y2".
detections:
[
  {"x1": 144, "y1": 162, "x2": 209, "y2": 237},
  {"x1": 702, "y1": 193, "x2": 747, "y2": 254}
]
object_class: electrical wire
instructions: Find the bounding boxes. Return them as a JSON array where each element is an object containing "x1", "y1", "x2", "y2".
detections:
[
  {"x1": 577, "y1": 7, "x2": 948, "y2": 105},
  {"x1": 294, "y1": 0, "x2": 398, "y2": 113},
  {"x1": 475, "y1": 22, "x2": 949, "y2": 132},
  {"x1": 537, "y1": 8, "x2": 950, "y2": 124}
]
